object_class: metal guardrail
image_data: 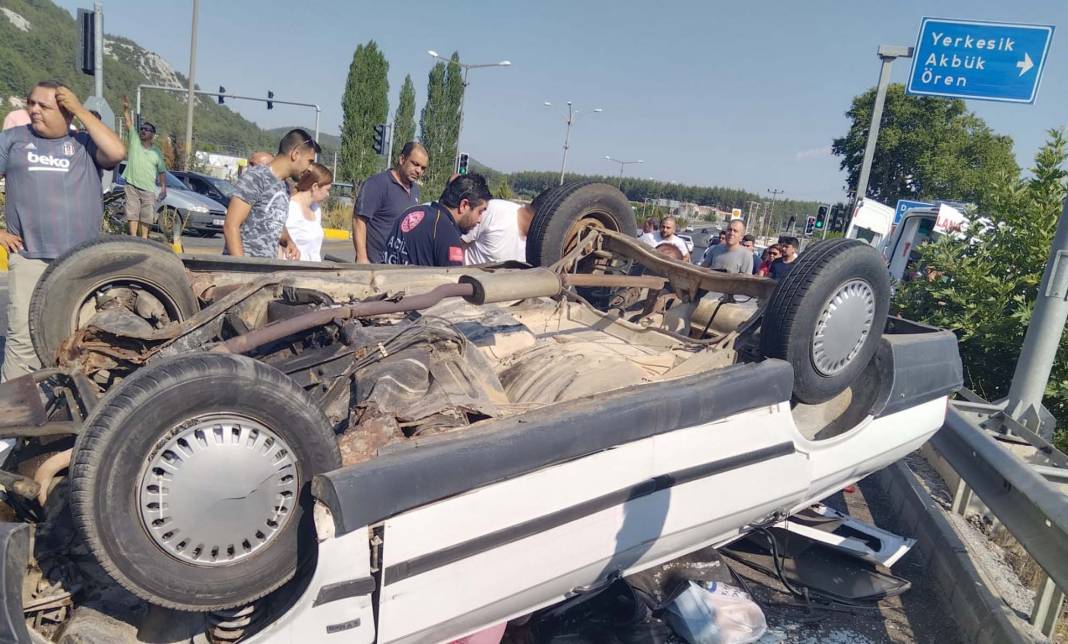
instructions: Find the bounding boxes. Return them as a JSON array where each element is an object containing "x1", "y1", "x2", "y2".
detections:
[{"x1": 931, "y1": 399, "x2": 1068, "y2": 637}]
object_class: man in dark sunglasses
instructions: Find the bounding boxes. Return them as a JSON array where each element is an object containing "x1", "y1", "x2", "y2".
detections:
[{"x1": 121, "y1": 96, "x2": 168, "y2": 238}]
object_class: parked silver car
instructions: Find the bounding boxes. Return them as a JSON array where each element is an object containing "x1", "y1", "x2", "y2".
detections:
[{"x1": 110, "y1": 163, "x2": 228, "y2": 237}]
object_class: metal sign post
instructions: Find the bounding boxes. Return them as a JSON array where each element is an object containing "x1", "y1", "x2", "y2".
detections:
[
  {"x1": 907, "y1": 18, "x2": 1054, "y2": 104},
  {"x1": 853, "y1": 45, "x2": 913, "y2": 210},
  {"x1": 1003, "y1": 197, "x2": 1068, "y2": 438}
]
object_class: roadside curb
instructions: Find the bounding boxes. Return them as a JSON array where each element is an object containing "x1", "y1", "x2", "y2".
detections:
[
  {"x1": 870, "y1": 460, "x2": 1034, "y2": 644},
  {"x1": 323, "y1": 228, "x2": 350, "y2": 241}
]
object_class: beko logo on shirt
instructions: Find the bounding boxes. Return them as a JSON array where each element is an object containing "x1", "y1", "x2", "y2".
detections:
[{"x1": 26, "y1": 151, "x2": 71, "y2": 171}]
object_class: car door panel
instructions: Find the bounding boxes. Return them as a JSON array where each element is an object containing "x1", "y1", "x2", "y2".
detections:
[{"x1": 375, "y1": 403, "x2": 806, "y2": 643}]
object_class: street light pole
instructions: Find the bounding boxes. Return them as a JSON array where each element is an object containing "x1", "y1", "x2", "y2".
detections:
[
  {"x1": 547, "y1": 101, "x2": 602, "y2": 185},
  {"x1": 604, "y1": 156, "x2": 644, "y2": 189},
  {"x1": 428, "y1": 51, "x2": 510, "y2": 171},
  {"x1": 183, "y1": 0, "x2": 199, "y2": 171},
  {"x1": 854, "y1": 45, "x2": 913, "y2": 206}
]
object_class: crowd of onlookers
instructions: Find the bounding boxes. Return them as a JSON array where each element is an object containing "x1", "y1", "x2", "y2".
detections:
[
  {"x1": 636, "y1": 215, "x2": 800, "y2": 280},
  {"x1": 1, "y1": 77, "x2": 811, "y2": 383}
]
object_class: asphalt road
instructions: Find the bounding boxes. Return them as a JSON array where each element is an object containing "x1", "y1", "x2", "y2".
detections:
[{"x1": 178, "y1": 233, "x2": 357, "y2": 261}]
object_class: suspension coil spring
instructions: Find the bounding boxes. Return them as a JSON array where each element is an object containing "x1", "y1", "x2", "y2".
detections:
[{"x1": 206, "y1": 603, "x2": 260, "y2": 643}]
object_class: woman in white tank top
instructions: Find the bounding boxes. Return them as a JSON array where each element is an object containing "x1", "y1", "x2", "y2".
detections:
[{"x1": 285, "y1": 162, "x2": 332, "y2": 262}]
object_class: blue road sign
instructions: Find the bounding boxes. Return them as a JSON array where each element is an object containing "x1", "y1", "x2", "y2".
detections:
[
  {"x1": 907, "y1": 18, "x2": 1054, "y2": 104},
  {"x1": 894, "y1": 199, "x2": 934, "y2": 225}
]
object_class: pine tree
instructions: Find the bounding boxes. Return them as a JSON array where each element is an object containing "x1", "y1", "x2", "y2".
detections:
[
  {"x1": 419, "y1": 52, "x2": 465, "y2": 195},
  {"x1": 339, "y1": 41, "x2": 390, "y2": 185},
  {"x1": 392, "y1": 75, "x2": 417, "y2": 156}
]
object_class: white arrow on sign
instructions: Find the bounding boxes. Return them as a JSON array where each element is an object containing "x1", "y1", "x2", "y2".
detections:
[{"x1": 1016, "y1": 52, "x2": 1034, "y2": 77}]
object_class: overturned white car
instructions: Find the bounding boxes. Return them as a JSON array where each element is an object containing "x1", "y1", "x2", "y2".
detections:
[{"x1": 0, "y1": 182, "x2": 960, "y2": 642}]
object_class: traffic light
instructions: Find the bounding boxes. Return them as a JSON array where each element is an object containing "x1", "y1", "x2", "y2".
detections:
[
  {"x1": 372, "y1": 123, "x2": 386, "y2": 155},
  {"x1": 814, "y1": 205, "x2": 828, "y2": 230},
  {"x1": 76, "y1": 9, "x2": 95, "y2": 75},
  {"x1": 457, "y1": 152, "x2": 470, "y2": 175},
  {"x1": 804, "y1": 215, "x2": 816, "y2": 237},
  {"x1": 829, "y1": 205, "x2": 847, "y2": 233},
  {"x1": 266, "y1": 90, "x2": 274, "y2": 110},
  {"x1": 786, "y1": 214, "x2": 796, "y2": 231},
  {"x1": 218, "y1": 86, "x2": 226, "y2": 105}
]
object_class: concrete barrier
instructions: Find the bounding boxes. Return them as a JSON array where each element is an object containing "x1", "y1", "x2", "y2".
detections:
[
  {"x1": 870, "y1": 461, "x2": 1034, "y2": 644},
  {"x1": 323, "y1": 227, "x2": 350, "y2": 241}
]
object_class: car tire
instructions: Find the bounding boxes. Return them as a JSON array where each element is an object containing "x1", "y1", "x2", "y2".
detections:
[
  {"x1": 69, "y1": 353, "x2": 342, "y2": 611},
  {"x1": 156, "y1": 207, "x2": 184, "y2": 237},
  {"x1": 760, "y1": 239, "x2": 890, "y2": 404},
  {"x1": 28, "y1": 236, "x2": 199, "y2": 366},
  {"x1": 526, "y1": 181, "x2": 637, "y2": 267}
]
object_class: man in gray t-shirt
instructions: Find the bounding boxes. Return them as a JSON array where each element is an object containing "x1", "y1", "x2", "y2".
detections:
[
  {"x1": 0, "y1": 81, "x2": 125, "y2": 380},
  {"x1": 223, "y1": 129, "x2": 320, "y2": 259},
  {"x1": 701, "y1": 219, "x2": 753, "y2": 274}
]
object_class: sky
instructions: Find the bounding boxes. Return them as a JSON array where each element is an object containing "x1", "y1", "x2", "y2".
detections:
[{"x1": 53, "y1": 0, "x2": 1068, "y2": 203}]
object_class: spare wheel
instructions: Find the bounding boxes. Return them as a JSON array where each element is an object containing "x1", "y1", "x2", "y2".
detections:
[
  {"x1": 526, "y1": 181, "x2": 637, "y2": 267},
  {"x1": 69, "y1": 353, "x2": 341, "y2": 611},
  {"x1": 29, "y1": 236, "x2": 199, "y2": 366},
  {"x1": 759, "y1": 239, "x2": 891, "y2": 404}
]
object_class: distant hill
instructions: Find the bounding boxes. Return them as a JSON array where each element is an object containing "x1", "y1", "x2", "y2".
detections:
[{"x1": 0, "y1": 0, "x2": 275, "y2": 160}]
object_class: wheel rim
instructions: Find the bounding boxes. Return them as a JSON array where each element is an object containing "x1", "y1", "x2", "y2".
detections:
[
  {"x1": 138, "y1": 415, "x2": 299, "y2": 567},
  {"x1": 74, "y1": 278, "x2": 187, "y2": 330},
  {"x1": 811, "y1": 278, "x2": 876, "y2": 377}
]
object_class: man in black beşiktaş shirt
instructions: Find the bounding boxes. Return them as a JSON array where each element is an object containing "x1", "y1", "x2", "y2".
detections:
[{"x1": 384, "y1": 174, "x2": 492, "y2": 267}]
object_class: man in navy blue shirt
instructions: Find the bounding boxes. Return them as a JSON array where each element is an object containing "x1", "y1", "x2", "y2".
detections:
[
  {"x1": 768, "y1": 236, "x2": 799, "y2": 280},
  {"x1": 352, "y1": 142, "x2": 428, "y2": 263},
  {"x1": 384, "y1": 174, "x2": 492, "y2": 267}
]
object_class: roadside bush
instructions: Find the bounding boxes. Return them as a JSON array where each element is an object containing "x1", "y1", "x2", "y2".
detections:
[
  {"x1": 893, "y1": 129, "x2": 1068, "y2": 452},
  {"x1": 321, "y1": 204, "x2": 350, "y2": 231}
]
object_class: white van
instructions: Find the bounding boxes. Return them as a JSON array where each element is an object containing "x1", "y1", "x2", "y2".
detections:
[{"x1": 883, "y1": 203, "x2": 967, "y2": 282}]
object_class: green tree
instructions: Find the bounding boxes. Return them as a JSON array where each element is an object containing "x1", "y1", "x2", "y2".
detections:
[
  {"x1": 392, "y1": 74, "x2": 417, "y2": 155},
  {"x1": 419, "y1": 52, "x2": 464, "y2": 195},
  {"x1": 893, "y1": 129, "x2": 1068, "y2": 451},
  {"x1": 495, "y1": 179, "x2": 514, "y2": 200},
  {"x1": 832, "y1": 84, "x2": 1019, "y2": 210},
  {"x1": 339, "y1": 41, "x2": 389, "y2": 184}
]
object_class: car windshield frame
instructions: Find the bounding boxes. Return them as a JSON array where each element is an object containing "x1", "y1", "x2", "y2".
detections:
[{"x1": 205, "y1": 176, "x2": 236, "y2": 198}]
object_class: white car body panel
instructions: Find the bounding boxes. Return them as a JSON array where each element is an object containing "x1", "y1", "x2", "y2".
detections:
[{"x1": 257, "y1": 395, "x2": 949, "y2": 644}]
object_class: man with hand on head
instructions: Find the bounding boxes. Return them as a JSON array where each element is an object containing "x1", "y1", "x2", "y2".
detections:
[
  {"x1": 385, "y1": 173, "x2": 492, "y2": 267},
  {"x1": 0, "y1": 80, "x2": 125, "y2": 380},
  {"x1": 353, "y1": 141, "x2": 428, "y2": 264},
  {"x1": 223, "y1": 128, "x2": 320, "y2": 259}
]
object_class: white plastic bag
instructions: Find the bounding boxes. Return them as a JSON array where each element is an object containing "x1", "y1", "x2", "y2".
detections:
[{"x1": 662, "y1": 580, "x2": 767, "y2": 644}]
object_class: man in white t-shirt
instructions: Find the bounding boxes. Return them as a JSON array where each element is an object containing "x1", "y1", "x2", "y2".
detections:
[
  {"x1": 637, "y1": 218, "x2": 658, "y2": 247},
  {"x1": 647, "y1": 216, "x2": 690, "y2": 262},
  {"x1": 463, "y1": 198, "x2": 534, "y2": 264}
]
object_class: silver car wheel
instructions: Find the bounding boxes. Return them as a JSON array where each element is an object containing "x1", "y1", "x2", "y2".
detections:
[
  {"x1": 811, "y1": 279, "x2": 876, "y2": 377},
  {"x1": 138, "y1": 415, "x2": 299, "y2": 567}
]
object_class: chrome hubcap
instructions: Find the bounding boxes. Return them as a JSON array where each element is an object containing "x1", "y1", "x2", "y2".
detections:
[
  {"x1": 812, "y1": 279, "x2": 876, "y2": 376},
  {"x1": 139, "y1": 415, "x2": 298, "y2": 567}
]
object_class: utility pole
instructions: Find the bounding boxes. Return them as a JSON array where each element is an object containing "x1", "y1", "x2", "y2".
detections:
[
  {"x1": 854, "y1": 45, "x2": 913, "y2": 207},
  {"x1": 92, "y1": 2, "x2": 103, "y2": 100},
  {"x1": 767, "y1": 188, "x2": 784, "y2": 242},
  {"x1": 183, "y1": 0, "x2": 200, "y2": 170},
  {"x1": 547, "y1": 101, "x2": 603, "y2": 185}
]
